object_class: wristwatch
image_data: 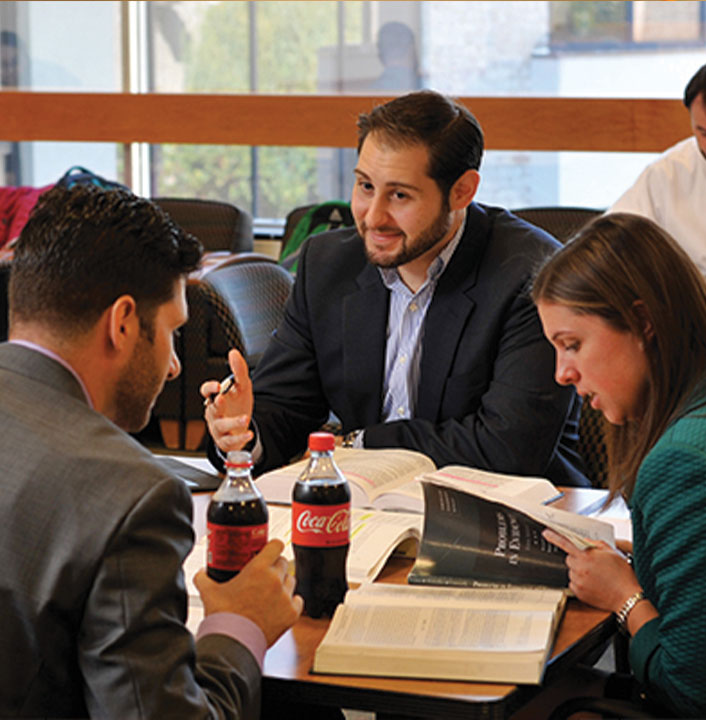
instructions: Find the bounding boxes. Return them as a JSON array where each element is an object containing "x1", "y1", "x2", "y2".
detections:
[
  {"x1": 616, "y1": 590, "x2": 645, "y2": 634},
  {"x1": 342, "y1": 429, "x2": 363, "y2": 448}
]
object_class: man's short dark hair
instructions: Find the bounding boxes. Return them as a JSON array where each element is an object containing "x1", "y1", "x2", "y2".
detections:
[
  {"x1": 684, "y1": 63, "x2": 706, "y2": 108},
  {"x1": 9, "y1": 183, "x2": 202, "y2": 335},
  {"x1": 356, "y1": 90, "x2": 484, "y2": 198}
]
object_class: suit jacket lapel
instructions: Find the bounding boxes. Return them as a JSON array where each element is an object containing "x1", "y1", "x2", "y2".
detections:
[
  {"x1": 342, "y1": 263, "x2": 388, "y2": 425},
  {"x1": 416, "y1": 205, "x2": 490, "y2": 420}
]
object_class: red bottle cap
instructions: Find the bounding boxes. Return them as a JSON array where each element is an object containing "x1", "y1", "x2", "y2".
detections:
[{"x1": 308, "y1": 432, "x2": 335, "y2": 452}]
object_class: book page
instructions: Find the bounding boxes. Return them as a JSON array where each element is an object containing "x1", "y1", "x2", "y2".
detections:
[
  {"x1": 510, "y1": 499, "x2": 615, "y2": 549},
  {"x1": 346, "y1": 582, "x2": 565, "y2": 612},
  {"x1": 320, "y1": 603, "x2": 555, "y2": 654},
  {"x1": 254, "y1": 447, "x2": 436, "y2": 508},
  {"x1": 422, "y1": 465, "x2": 563, "y2": 506},
  {"x1": 372, "y1": 464, "x2": 563, "y2": 513}
]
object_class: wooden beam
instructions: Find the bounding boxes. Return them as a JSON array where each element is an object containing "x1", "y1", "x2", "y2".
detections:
[{"x1": 0, "y1": 91, "x2": 691, "y2": 152}]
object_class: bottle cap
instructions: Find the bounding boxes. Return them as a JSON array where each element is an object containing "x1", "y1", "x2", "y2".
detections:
[
  {"x1": 308, "y1": 431, "x2": 335, "y2": 452},
  {"x1": 225, "y1": 450, "x2": 253, "y2": 469}
]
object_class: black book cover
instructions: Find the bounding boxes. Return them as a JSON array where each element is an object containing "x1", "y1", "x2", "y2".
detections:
[{"x1": 408, "y1": 482, "x2": 568, "y2": 588}]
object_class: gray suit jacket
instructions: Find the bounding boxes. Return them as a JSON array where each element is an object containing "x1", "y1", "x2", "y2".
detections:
[
  {"x1": 244, "y1": 203, "x2": 587, "y2": 486},
  {"x1": 0, "y1": 343, "x2": 260, "y2": 719}
]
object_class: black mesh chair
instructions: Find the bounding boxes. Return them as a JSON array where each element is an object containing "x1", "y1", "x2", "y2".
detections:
[
  {"x1": 152, "y1": 197, "x2": 254, "y2": 253},
  {"x1": 513, "y1": 206, "x2": 609, "y2": 488},
  {"x1": 547, "y1": 692, "x2": 672, "y2": 719},
  {"x1": 578, "y1": 402, "x2": 609, "y2": 488},
  {"x1": 154, "y1": 254, "x2": 294, "y2": 450},
  {"x1": 512, "y1": 206, "x2": 605, "y2": 244}
]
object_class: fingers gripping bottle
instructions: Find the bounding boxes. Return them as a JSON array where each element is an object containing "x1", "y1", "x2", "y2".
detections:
[
  {"x1": 292, "y1": 432, "x2": 351, "y2": 618},
  {"x1": 207, "y1": 450, "x2": 268, "y2": 582}
]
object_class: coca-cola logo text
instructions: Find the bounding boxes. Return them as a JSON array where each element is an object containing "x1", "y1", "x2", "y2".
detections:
[
  {"x1": 291, "y1": 501, "x2": 350, "y2": 547},
  {"x1": 295, "y1": 508, "x2": 350, "y2": 535}
]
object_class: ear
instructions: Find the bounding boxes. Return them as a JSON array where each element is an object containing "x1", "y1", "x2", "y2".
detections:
[
  {"x1": 448, "y1": 169, "x2": 480, "y2": 211},
  {"x1": 106, "y1": 294, "x2": 140, "y2": 352},
  {"x1": 632, "y1": 300, "x2": 654, "y2": 343}
]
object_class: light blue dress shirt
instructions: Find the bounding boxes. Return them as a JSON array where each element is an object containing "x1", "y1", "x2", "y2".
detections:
[{"x1": 378, "y1": 218, "x2": 465, "y2": 423}]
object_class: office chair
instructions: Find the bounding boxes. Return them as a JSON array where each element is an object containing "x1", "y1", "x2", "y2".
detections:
[
  {"x1": 578, "y1": 401, "x2": 609, "y2": 488},
  {"x1": 153, "y1": 254, "x2": 294, "y2": 450},
  {"x1": 512, "y1": 206, "x2": 605, "y2": 243},
  {"x1": 152, "y1": 197, "x2": 254, "y2": 253},
  {"x1": 513, "y1": 206, "x2": 610, "y2": 488},
  {"x1": 548, "y1": 677, "x2": 677, "y2": 720}
]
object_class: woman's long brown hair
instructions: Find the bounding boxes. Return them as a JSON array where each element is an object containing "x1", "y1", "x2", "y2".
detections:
[{"x1": 532, "y1": 213, "x2": 706, "y2": 499}]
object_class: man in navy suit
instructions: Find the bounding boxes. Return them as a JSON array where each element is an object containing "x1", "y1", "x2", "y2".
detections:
[{"x1": 204, "y1": 90, "x2": 588, "y2": 487}]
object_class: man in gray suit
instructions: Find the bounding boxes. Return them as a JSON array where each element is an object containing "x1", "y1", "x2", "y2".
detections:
[{"x1": 0, "y1": 184, "x2": 302, "y2": 718}]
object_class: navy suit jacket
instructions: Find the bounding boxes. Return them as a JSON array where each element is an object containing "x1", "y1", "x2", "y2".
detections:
[{"x1": 242, "y1": 203, "x2": 587, "y2": 486}]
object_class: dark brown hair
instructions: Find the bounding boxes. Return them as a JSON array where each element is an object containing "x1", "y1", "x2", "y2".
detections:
[
  {"x1": 684, "y1": 63, "x2": 706, "y2": 109},
  {"x1": 356, "y1": 90, "x2": 484, "y2": 198},
  {"x1": 532, "y1": 213, "x2": 706, "y2": 498},
  {"x1": 10, "y1": 183, "x2": 202, "y2": 337}
]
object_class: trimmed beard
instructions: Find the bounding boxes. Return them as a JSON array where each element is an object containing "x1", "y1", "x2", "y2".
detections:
[{"x1": 362, "y1": 198, "x2": 452, "y2": 269}]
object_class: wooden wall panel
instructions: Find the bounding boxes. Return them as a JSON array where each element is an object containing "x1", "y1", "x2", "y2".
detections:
[{"x1": 0, "y1": 92, "x2": 692, "y2": 152}]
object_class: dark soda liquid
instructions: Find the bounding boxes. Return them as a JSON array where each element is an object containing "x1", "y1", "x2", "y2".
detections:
[
  {"x1": 292, "y1": 478, "x2": 350, "y2": 618},
  {"x1": 207, "y1": 496, "x2": 268, "y2": 582}
]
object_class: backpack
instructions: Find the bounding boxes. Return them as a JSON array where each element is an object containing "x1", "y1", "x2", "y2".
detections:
[
  {"x1": 280, "y1": 201, "x2": 354, "y2": 273},
  {"x1": 56, "y1": 165, "x2": 129, "y2": 192}
]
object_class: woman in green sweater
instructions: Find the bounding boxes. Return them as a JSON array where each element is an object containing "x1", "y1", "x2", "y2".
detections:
[{"x1": 532, "y1": 212, "x2": 706, "y2": 717}]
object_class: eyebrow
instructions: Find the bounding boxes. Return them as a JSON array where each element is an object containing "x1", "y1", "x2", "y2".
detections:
[{"x1": 353, "y1": 168, "x2": 422, "y2": 192}]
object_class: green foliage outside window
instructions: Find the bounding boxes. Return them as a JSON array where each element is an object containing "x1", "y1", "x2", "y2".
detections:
[{"x1": 155, "y1": 1, "x2": 363, "y2": 219}]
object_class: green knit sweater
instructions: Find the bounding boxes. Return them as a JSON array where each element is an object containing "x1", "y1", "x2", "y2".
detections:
[{"x1": 630, "y1": 400, "x2": 706, "y2": 717}]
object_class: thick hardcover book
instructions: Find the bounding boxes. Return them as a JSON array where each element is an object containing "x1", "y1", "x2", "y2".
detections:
[{"x1": 313, "y1": 582, "x2": 567, "y2": 684}]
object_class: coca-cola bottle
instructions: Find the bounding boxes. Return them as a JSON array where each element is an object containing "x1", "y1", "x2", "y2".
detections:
[
  {"x1": 292, "y1": 432, "x2": 351, "y2": 618},
  {"x1": 207, "y1": 450, "x2": 268, "y2": 582}
]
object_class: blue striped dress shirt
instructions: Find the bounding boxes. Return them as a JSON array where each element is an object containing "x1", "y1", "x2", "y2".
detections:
[{"x1": 378, "y1": 219, "x2": 465, "y2": 423}]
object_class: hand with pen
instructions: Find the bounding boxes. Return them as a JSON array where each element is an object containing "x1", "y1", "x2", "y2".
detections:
[{"x1": 200, "y1": 348, "x2": 255, "y2": 453}]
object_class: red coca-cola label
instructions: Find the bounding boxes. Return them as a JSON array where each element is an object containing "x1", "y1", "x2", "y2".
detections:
[
  {"x1": 291, "y1": 502, "x2": 350, "y2": 547},
  {"x1": 207, "y1": 522, "x2": 268, "y2": 572}
]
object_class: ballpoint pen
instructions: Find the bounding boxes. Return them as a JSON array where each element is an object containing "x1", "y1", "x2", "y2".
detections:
[{"x1": 204, "y1": 373, "x2": 236, "y2": 406}]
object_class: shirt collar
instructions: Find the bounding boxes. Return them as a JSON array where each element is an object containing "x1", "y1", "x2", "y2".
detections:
[{"x1": 379, "y1": 211, "x2": 466, "y2": 290}]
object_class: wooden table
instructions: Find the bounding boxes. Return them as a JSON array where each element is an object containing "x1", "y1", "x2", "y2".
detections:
[{"x1": 192, "y1": 487, "x2": 622, "y2": 719}]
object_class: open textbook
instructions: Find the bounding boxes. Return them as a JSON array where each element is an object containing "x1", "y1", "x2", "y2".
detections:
[
  {"x1": 254, "y1": 447, "x2": 563, "y2": 512},
  {"x1": 313, "y1": 582, "x2": 567, "y2": 684},
  {"x1": 409, "y1": 482, "x2": 615, "y2": 589}
]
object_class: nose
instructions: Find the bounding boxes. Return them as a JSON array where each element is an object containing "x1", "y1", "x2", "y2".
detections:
[
  {"x1": 167, "y1": 349, "x2": 181, "y2": 381},
  {"x1": 554, "y1": 354, "x2": 579, "y2": 387},
  {"x1": 365, "y1": 193, "x2": 391, "y2": 229}
]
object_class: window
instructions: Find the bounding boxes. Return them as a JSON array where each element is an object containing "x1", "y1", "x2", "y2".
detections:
[
  {"x1": 550, "y1": 1, "x2": 705, "y2": 48},
  {"x1": 2, "y1": 1, "x2": 705, "y2": 223},
  {"x1": 0, "y1": 1, "x2": 121, "y2": 188}
]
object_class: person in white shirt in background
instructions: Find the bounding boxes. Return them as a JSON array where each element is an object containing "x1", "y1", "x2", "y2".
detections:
[{"x1": 608, "y1": 63, "x2": 706, "y2": 274}]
